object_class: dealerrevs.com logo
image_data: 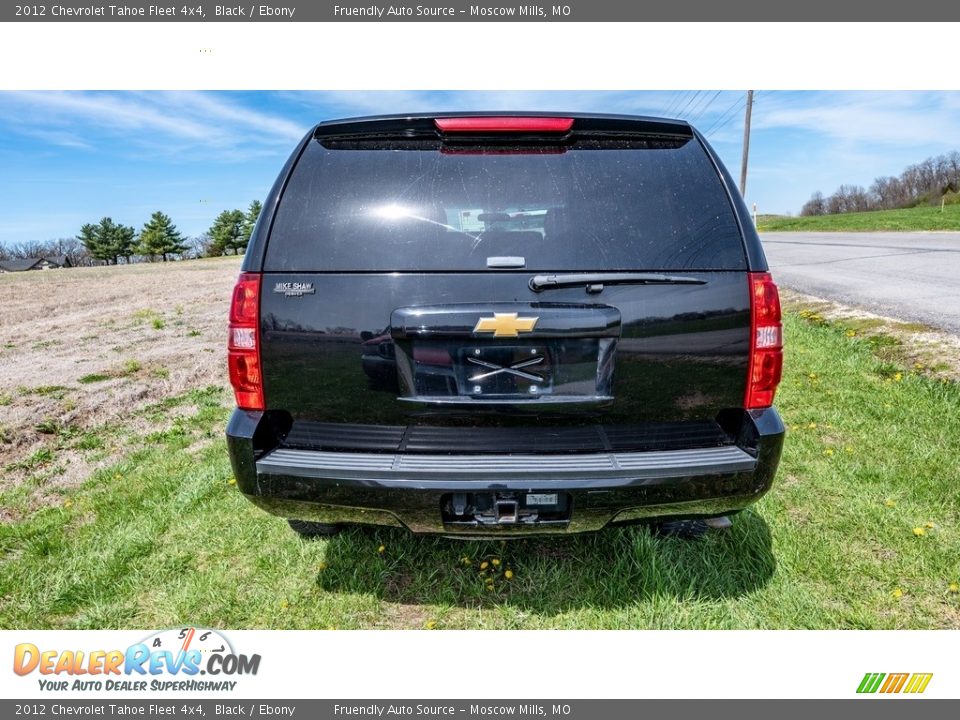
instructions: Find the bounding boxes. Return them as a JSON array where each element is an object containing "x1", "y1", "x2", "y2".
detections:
[{"x1": 13, "y1": 627, "x2": 261, "y2": 693}]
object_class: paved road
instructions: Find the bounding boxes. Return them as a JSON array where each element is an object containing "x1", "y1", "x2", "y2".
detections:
[{"x1": 760, "y1": 232, "x2": 960, "y2": 334}]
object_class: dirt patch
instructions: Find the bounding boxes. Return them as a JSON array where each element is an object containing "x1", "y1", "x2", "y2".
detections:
[
  {"x1": 0, "y1": 257, "x2": 241, "y2": 505},
  {"x1": 376, "y1": 601, "x2": 434, "y2": 629}
]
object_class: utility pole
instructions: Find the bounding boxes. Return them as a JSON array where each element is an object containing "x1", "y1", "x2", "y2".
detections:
[{"x1": 739, "y1": 89, "x2": 754, "y2": 197}]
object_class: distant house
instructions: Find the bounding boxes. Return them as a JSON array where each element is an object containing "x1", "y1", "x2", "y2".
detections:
[
  {"x1": 43, "y1": 255, "x2": 72, "y2": 269},
  {"x1": 0, "y1": 256, "x2": 73, "y2": 273}
]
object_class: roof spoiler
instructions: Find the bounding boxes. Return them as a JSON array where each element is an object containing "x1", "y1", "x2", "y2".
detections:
[{"x1": 312, "y1": 112, "x2": 694, "y2": 140}]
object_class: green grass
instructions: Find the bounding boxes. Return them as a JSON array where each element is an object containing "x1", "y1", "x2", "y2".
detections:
[
  {"x1": 78, "y1": 360, "x2": 143, "y2": 385},
  {"x1": 758, "y1": 203, "x2": 960, "y2": 232},
  {"x1": 20, "y1": 385, "x2": 69, "y2": 399},
  {"x1": 77, "y1": 373, "x2": 111, "y2": 384},
  {"x1": 1, "y1": 314, "x2": 958, "y2": 629},
  {"x1": 5, "y1": 447, "x2": 55, "y2": 473}
]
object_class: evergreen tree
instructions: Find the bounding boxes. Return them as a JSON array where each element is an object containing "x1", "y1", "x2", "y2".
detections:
[
  {"x1": 137, "y1": 211, "x2": 187, "y2": 262},
  {"x1": 207, "y1": 209, "x2": 245, "y2": 256},
  {"x1": 77, "y1": 217, "x2": 136, "y2": 264},
  {"x1": 240, "y1": 200, "x2": 262, "y2": 250},
  {"x1": 77, "y1": 223, "x2": 102, "y2": 262},
  {"x1": 114, "y1": 223, "x2": 136, "y2": 264}
]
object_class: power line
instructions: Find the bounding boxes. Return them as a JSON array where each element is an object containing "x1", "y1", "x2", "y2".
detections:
[
  {"x1": 702, "y1": 94, "x2": 743, "y2": 136},
  {"x1": 704, "y1": 93, "x2": 748, "y2": 137},
  {"x1": 676, "y1": 90, "x2": 703, "y2": 118},
  {"x1": 689, "y1": 90, "x2": 723, "y2": 124},
  {"x1": 663, "y1": 91, "x2": 691, "y2": 117},
  {"x1": 682, "y1": 91, "x2": 711, "y2": 120}
]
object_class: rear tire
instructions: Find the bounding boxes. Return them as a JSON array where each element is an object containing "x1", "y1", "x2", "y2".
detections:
[
  {"x1": 287, "y1": 519, "x2": 342, "y2": 538},
  {"x1": 651, "y1": 519, "x2": 709, "y2": 539}
]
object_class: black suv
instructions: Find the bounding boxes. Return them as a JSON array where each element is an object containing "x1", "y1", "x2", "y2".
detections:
[{"x1": 226, "y1": 112, "x2": 784, "y2": 538}]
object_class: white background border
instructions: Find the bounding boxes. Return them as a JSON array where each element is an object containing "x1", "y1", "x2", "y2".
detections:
[
  {"x1": 0, "y1": 19, "x2": 956, "y2": 701},
  {"x1": 1, "y1": 22, "x2": 959, "y2": 90},
  {"x1": 3, "y1": 630, "x2": 954, "y2": 699}
]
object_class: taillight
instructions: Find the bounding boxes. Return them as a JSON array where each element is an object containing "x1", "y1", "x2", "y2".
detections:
[
  {"x1": 745, "y1": 272, "x2": 783, "y2": 409},
  {"x1": 228, "y1": 272, "x2": 263, "y2": 410},
  {"x1": 434, "y1": 117, "x2": 574, "y2": 133}
]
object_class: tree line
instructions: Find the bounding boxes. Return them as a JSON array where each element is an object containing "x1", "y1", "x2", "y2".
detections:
[
  {"x1": 0, "y1": 201, "x2": 263, "y2": 265},
  {"x1": 801, "y1": 150, "x2": 960, "y2": 216}
]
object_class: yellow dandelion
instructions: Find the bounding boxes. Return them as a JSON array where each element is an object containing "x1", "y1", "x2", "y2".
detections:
[
  {"x1": 377, "y1": 545, "x2": 385, "y2": 554},
  {"x1": 63, "y1": 499, "x2": 73, "y2": 508},
  {"x1": 891, "y1": 588, "x2": 904, "y2": 599},
  {"x1": 884, "y1": 499, "x2": 896, "y2": 508},
  {"x1": 480, "y1": 561, "x2": 489, "y2": 570},
  {"x1": 949, "y1": 582, "x2": 959, "y2": 594},
  {"x1": 491, "y1": 558, "x2": 501, "y2": 567},
  {"x1": 227, "y1": 477, "x2": 236, "y2": 485},
  {"x1": 424, "y1": 620, "x2": 437, "y2": 630},
  {"x1": 505, "y1": 569, "x2": 514, "y2": 580},
  {"x1": 925, "y1": 522, "x2": 936, "y2": 529},
  {"x1": 844, "y1": 446, "x2": 854, "y2": 453},
  {"x1": 808, "y1": 372, "x2": 817, "y2": 380},
  {"x1": 280, "y1": 600, "x2": 289, "y2": 610},
  {"x1": 807, "y1": 422, "x2": 817, "y2": 430},
  {"x1": 894, "y1": 372, "x2": 903, "y2": 382},
  {"x1": 914, "y1": 362, "x2": 924, "y2": 369},
  {"x1": 824, "y1": 448, "x2": 834, "y2": 456},
  {"x1": 846, "y1": 330, "x2": 856, "y2": 337},
  {"x1": 913, "y1": 527, "x2": 925, "y2": 537}
]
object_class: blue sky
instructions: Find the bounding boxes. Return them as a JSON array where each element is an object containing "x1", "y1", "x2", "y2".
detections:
[{"x1": 1, "y1": 90, "x2": 959, "y2": 246}]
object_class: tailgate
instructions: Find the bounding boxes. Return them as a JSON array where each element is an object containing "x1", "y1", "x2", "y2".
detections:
[{"x1": 259, "y1": 271, "x2": 750, "y2": 430}]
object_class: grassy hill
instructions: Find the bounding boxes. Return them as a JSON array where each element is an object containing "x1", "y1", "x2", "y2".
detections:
[{"x1": 758, "y1": 203, "x2": 960, "y2": 232}]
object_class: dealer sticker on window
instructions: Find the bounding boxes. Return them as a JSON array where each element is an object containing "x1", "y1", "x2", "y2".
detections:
[{"x1": 526, "y1": 493, "x2": 558, "y2": 506}]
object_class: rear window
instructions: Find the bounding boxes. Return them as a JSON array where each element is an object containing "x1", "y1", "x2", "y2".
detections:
[{"x1": 265, "y1": 136, "x2": 745, "y2": 272}]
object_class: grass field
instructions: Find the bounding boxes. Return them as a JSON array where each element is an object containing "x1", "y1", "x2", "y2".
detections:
[
  {"x1": 758, "y1": 203, "x2": 960, "y2": 232},
  {"x1": 1, "y1": 275, "x2": 958, "y2": 629}
]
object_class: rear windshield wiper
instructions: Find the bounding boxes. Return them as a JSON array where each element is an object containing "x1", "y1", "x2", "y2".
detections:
[{"x1": 529, "y1": 272, "x2": 707, "y2": 293}]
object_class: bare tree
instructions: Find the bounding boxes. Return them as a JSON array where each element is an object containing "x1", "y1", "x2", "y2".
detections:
[
  {"x1": 800, "y1": 191, "x2": 827, "y2": 216},
  {"x1": 806, "y1": 149, "x2": 960, "y2": 215}
]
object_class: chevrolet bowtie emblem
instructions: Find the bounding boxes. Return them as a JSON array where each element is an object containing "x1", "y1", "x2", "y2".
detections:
[{"x1": 473, "y1": 312, "x2": 539, "y2": 338}]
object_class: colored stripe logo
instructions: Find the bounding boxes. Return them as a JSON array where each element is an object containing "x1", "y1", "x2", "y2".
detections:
[{"x1": 857, "y1": 672, "x2": 933, "y2": 694}]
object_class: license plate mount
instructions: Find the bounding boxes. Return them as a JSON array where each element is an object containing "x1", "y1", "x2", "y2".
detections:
[{"x1": 458, "y1": 345, "x2": 553, "y2": 397}]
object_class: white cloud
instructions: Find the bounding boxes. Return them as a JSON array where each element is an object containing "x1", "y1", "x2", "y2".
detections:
[
  {"x1": 752, "y1": 91, "x2": 960, "y2": 148},
  {"x1": 0, "y1": 91, "x2": 310, "y2": 159}
]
